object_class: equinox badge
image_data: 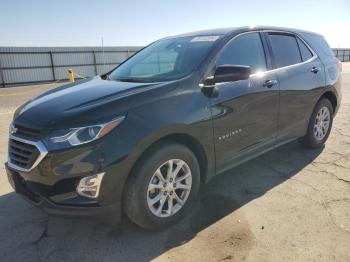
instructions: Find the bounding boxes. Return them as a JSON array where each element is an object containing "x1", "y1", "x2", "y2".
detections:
[{"x1": 218, "y1": 129, "x2": 242, "y2": 141}]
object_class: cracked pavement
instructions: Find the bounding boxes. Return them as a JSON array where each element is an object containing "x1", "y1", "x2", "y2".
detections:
[{"x1": 0, "y1": 63, "x2": 349, "y2": 262}]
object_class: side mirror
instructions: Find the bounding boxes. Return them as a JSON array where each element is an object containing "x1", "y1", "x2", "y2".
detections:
[{"x1": 204, "y1": 65, "x2": 251, "y2": 85}]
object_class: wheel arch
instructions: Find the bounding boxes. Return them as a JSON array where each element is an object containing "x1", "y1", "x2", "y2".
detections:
[
  {"x1": 129, "y1": 133, "x2": 209, "y2": 184},
  {"x1": 159, "y1": 133, "x2": 209, "y2": 183},
  {"x1": 319, "y1": 91, "x2": 337, "y2": 113},
  {"x1": 304, "y1": 90, "x2": 337, "y2": 137}
]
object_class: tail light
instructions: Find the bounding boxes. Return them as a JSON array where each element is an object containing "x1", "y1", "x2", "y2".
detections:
[{"x1": 337, "y1": 59, "x2": 342, "y2": 72}]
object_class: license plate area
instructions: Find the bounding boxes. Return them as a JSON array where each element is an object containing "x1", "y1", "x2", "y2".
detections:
[
  {"x1": 6, "y1": 168, "x2": 16, "y2": 190},
  {"x1": 5, "y1": 165, "x2": 42, "y2": 203}
]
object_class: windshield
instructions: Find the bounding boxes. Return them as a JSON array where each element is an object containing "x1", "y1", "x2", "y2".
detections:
[{"x1": 109, "y1": 36, "x2": 220, "y2": 82}]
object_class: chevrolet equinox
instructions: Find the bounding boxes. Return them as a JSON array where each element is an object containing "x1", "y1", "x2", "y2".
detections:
[{"x1": 5, "y1": 26, "x2": 342, "y2": 230}]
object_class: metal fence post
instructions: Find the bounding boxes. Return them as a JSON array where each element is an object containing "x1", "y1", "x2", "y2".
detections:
[
  {"x1": 49, "y1": 51, "x2": 56, "y2": 81},
  {"x1": 0, "y1": 55, "x2": 5, "y2": 88},
  {"x1": 92, "y1": 50, "x2": 97, "y2": 75}
]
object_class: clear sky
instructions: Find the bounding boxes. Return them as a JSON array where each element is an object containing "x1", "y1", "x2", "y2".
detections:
[{"x1": 0, "y1": 0, "x2": 349, "y2": 47}]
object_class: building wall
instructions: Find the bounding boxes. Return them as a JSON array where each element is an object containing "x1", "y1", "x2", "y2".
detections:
[
  {"x1": 0, "y1": 46, "x2": 141, "y2": 87},
  {"x1": 334, "y1": 49, "x2": 350, "y2": 62},
  {"x1": 0, "y1": 47, "x2": 349, "y2": 87}
]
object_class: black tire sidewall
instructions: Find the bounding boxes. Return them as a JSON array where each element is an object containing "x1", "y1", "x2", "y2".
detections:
[
  {"x1": 306, "y1": 98, "x2": 334, "y2": 148},
  {"x1": 124, "y1": 142, "x2": 200, "y2": 230}
]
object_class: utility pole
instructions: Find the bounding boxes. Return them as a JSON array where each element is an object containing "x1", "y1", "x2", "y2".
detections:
[{"x1": 102, "y1": 36, "x2": 106, "y2": 73}]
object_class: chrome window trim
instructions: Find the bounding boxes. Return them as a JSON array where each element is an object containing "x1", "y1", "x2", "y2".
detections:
[
  {"x1": 7, "y1": 135, "x2": 48, "y2": 172},
  {"x1": 255, "y1": 55, "x2": 318, "y2": 76},
  {"x1": 263, "y1": 30, "x2": 318, "y2": 73},
  {"x1": 200, "y1": 29, "x2": 320, "y2": 87}
]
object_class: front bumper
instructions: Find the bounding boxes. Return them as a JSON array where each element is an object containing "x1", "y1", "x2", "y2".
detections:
[
  {"x1": 5, "y1": 126, "x2": 136, "y2": 223},
  {"x1": 5, "y1": 162, "x2": 122, "y2": 222}
]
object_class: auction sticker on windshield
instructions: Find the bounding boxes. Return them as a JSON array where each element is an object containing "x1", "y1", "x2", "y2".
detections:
[{"x1": 190, "y1": 36, "x2": 220, "y2": 42}]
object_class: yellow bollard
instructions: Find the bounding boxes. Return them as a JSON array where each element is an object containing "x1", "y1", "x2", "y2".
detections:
[{"x1": 68, "y1": 69, "x2": 75, "y2": 83}]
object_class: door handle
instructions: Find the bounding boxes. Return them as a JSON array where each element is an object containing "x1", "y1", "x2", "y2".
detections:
[
  {"x1": 311, "y1": 66, "x2": 320, "y2": 73},
  {"x1": 262, "y1": 79, "x2": 278, "y2": 88}
]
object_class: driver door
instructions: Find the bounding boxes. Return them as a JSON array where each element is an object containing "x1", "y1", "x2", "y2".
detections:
[{"x1": 209, "y1": 32, "x2": 279, "y2": 172}]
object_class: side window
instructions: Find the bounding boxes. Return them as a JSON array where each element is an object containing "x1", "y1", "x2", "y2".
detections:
[
  {"x1": 268, "y1": 33, "x2": 302, "y2": 68},
  {"x1": 301, "y1": 33, "x2": 334, "y2": 60},
  {"x1": 217, "y1": 33, "x2": 267, "y2": 73},
  {"x1": 297, "y1": 38, "x2": 313, "y2": 61}
]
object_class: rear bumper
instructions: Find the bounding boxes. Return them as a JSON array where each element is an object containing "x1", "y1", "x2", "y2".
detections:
[{"x1": 5, "y1": 163, "x2": 121, "y2": 222}]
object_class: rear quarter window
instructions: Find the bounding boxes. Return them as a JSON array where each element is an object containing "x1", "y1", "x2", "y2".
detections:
[
  {"x1": 297, "y1": 38, "x2": 313, "y2": 61},
  {"x1": 300, "y1": 33, "x2": 334, "y2": 60}
]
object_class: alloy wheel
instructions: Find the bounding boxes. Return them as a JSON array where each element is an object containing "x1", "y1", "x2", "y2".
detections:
[
  {"x1": 147, "y1": 159, "x2": 192, "y2": 218},
  {"x1": 314, "y1": 106, "x2": 330, "y2": 141}
]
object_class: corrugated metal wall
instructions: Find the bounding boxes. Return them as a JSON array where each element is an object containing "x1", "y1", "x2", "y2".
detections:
[
  {"x1": 334, "y1": 48, "x2": 350, "y2": 62},
  {"x1": 0, "y1": 46, "x2": 141, "y2": 87},
  {"x1": 0, "y1": 46, "x2": 348, "y2": 87}
]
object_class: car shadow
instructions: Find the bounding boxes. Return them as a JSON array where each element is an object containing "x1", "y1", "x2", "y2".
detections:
[{"x1": 0, "y1": 141, "x2": 324, "y2": 261}]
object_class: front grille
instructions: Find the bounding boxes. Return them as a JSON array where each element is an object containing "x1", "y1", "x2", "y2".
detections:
[{"x1": 9, "y1": 139, "x2": 40, "y2": 170}]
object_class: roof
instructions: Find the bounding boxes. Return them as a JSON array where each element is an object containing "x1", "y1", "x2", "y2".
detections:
[{"x1": 170, "y1": 26, "x2": 321, "y2": 38}]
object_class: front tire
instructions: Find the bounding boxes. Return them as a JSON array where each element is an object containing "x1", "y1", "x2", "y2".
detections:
[
  {"x1": 124, "y1": 142, "x2": 200, "y2": 230},
  {"x1": 301, "y1": 98, "x2": 333, "y2": 149}
]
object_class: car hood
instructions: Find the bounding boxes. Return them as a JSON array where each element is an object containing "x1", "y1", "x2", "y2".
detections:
[{"x1": 13, "y1": 76, "x2": 171, "y2": 130}]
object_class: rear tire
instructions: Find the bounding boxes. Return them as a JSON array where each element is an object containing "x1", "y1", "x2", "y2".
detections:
[
  {"x1": 124, "y1": 141, "x2": 200, "y2": 230},
  {"x1": 301, "y1": 98, "x2": 333, "y2": 149}
]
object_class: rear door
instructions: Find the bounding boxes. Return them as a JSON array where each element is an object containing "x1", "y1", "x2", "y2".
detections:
[
  {"x1": 264, "y1": 32, "x2": 325, "y2": 142},
  {"x1": 209, "y1": 32, "x2": 279, "y2": 172}
]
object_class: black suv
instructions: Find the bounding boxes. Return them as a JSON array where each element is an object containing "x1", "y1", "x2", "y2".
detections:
[{"x1": 5, "y1": 26, "x2": 342, "y2": 230}]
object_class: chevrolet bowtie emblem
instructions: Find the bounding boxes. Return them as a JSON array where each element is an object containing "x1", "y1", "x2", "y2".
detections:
[{"x1": 10, "y1": 125, "x2": 17, "y2": 134}]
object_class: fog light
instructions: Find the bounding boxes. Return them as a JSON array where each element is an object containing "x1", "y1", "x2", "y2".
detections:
[{"x1": 76, "y1": 173, "x2": 105, "y2": 199}]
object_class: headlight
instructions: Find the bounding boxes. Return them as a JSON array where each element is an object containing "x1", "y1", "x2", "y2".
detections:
[{"x1": 48, "y1": 116, "x2": 125, "y2": 148}]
